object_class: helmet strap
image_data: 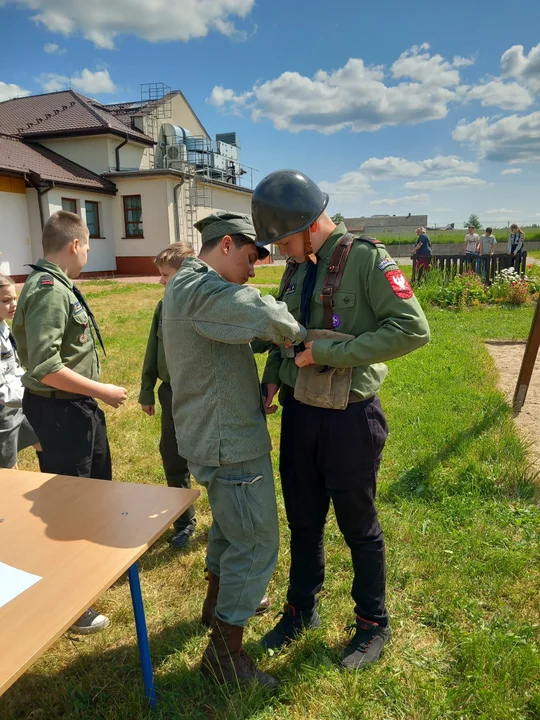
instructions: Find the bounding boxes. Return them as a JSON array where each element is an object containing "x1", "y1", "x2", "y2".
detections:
[{"x1": 303, "y1": 228, "x2": 317, "y2": 265}]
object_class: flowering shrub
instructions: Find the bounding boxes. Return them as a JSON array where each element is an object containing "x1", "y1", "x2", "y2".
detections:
[
  {"x1": 489, "y1": 268, "x2": 532, "y2": 305},
  {"x1": 434, "y1": 272, "x2": 487, "y2": 307}
]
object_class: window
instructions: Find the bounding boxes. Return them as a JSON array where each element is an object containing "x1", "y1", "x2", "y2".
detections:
[
  {"x1": 85, "y1": 200, "x2": 101, "y2": 238},
  {"x1": 61, "y1": 197, "x2": 77, "y2": 213},
  {"x1": 123, "y1": 195, "x2": 144, "y2": 238}
]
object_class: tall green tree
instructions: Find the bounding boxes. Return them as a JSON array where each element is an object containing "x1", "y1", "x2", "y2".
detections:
[
  {"x1": 464, "y1": 214, "x2": 481, "y2": 231},
  {"x1": 331, "y1": 212, "x2": 345, "y2": 224}
]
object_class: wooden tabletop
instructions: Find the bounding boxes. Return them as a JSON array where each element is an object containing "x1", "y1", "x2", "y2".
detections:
[{"x1": 0, "y1": 469, "x2": 199, "y2": 696}]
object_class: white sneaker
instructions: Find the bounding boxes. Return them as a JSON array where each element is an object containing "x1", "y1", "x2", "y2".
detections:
[{"x1": 69, "y1": 608, "x2": 111, "y2": 635}]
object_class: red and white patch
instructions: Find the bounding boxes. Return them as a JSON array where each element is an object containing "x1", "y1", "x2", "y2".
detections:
[{"x1": 384, "y1": 269, "x2": 413, "y2": 299}]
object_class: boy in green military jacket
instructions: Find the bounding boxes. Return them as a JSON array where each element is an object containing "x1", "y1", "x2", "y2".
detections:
[
  {"x1": 139, "y1": 242, "x2": 197, "y2": 548},
  {"x1": 13, "y1": 210, "x2": 127, "y2": 635}
]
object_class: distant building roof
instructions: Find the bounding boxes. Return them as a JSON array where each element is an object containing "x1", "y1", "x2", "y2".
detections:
[
  {"x1": 0, "y1": 90, "x2": 153, "y2": 145},
  {"x1": 345, "y1": 214, "x2": 427, "y2": 231},
  {"x1": 0, "y1": 134, "x2": 116, "y2": 193}
]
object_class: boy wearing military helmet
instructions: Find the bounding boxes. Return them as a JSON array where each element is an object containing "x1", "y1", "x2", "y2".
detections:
[{"x1": 252, "y1": 170, "x2": 430, "y2": 669}]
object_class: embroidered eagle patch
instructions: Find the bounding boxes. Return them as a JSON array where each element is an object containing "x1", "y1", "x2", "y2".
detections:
[{"x1": 385, "y1": 269, "x2": 413, "y2": 299}]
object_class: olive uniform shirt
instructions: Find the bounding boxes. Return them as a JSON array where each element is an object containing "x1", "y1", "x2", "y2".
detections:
[
  {"x1": 12, "y1": 259, "x2": 99, "y2": 394},
  {"x1": 139, "y1": 299, "x2": 170, "y2": 406},
  {"x1": 263, "y1": 223, "x2": 430, "y2": 398},
  {"x1": 162, "y1": 256, "x2": 306, "y2": 467}
]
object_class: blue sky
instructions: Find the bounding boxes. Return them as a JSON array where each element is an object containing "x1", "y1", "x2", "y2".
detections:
[{"x1": 1, "y1": 0, "x2": 540, "y2": 229}]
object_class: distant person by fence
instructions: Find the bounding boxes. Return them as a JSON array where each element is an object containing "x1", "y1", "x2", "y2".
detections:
[
  {"x1": 508, "y1": 224, "x2": 525, "y2": 256},
  {"x1": 464, "y1": 225, "x2": 480, "y2": 271},
  {"x1": 479, "y1": 227, "x2": 497, "y2": 279},
  {"x1": 412, "y1": 226, "x2": 432, "y2": 280}
]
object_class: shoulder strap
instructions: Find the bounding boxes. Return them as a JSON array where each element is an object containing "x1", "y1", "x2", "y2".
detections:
[
  {"x1": 320, "y1": 233, "x2": 354, "y2": 330},
  {"x1": 278, "y1": 259, "x2": 298, "y2": 301},
  {"x1": 25, "y1": 264, "x2": 106, "y2": 355}
]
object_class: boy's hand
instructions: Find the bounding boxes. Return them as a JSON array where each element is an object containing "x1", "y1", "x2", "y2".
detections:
[
  {"x1": 295, "y1": 341, "x2": 315, "y2": 367},
  {"x1": 141, "y1": 404, "x2": 155, "y2": 416},
  {"x1": 99, "y1": 384, "x2": 128, "y2": 408},
  {"x1": 262, "y1": 383, "x2": 279, "y2": 414}
]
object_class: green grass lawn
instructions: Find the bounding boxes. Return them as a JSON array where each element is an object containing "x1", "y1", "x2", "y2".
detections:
[
  {"x1": 248, "y1": 265, "x2": 285, "y2": 286},
  {"x1": 2, "y1": 283, "x2": 539, "y2": 720}
]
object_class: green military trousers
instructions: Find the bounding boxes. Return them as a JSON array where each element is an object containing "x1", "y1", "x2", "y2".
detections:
[{"x1": 189, "y1": 454, "x2": 279, "y2": 627}]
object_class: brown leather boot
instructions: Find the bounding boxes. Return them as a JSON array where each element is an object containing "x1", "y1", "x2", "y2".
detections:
[
  {"x1": 201, "y1": 569, "x2": 271, "y2": 626},
  {"x1": 201, "y1": 617, "x2": 277, "y2": 688}
]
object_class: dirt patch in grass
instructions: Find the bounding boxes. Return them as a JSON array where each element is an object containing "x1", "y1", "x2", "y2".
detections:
[{"x1": 486, "y1": 340, "x2": 540, "y2": 469}]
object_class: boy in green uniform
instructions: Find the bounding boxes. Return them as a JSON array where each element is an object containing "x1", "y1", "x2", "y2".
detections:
[
  {"x1": 13, "y1": 210, "x2": 127, "y2": 634},
  {"x1": 162, "y1": 211, "x2": 306, "y2": 688},
  {"x1": 252, "y1": 170, "x2": 430, "y2": 669},
  {"x1": 139, "y1": 242, "x2": 198, "y2": 549}
]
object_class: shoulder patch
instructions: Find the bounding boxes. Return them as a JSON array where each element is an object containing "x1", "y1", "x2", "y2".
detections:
[
  {"x1": 40, "y1": 274, "x2": 54, "y2": 287},
  {"x1": 376, "y1": 256, "x2": 397, "y2": 272},
  {"x1": 384, "y1": 269, "x2": 413, "y2": 299}
]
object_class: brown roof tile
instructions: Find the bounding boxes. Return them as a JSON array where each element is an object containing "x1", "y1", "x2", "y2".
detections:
[
  {"x1": 0, "y1": 90, "x2": 153, "y2": 145},
  {"x1": 0, "y1": 134, "x2": 116, "y2": 193}
]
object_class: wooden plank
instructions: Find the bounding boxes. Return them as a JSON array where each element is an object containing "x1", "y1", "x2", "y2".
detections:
[{"x1": 513, "y1": 295, "x2": 540, "y2": 413}]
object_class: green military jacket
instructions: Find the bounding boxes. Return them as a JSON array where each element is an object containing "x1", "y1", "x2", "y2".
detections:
[
  {"x1": 12, "y1": 258, "x2": 100, "y2": 393},
  {"x1": 263, "y1": 223, "x2": 430, "y2": 399},
  {"x1": 162, "y1": 256, "x2": 306, "y2": 467},
  {"x1": 139, "y1": 299, "x2": 170, "y2": 405}
]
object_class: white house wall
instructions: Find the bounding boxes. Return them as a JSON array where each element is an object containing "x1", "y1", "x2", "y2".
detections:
[
  {"x1": 39, "y1": 136, "x2": 112, "y2": 175},
  {"x1": 106, "y1": 138, "x2": 148, "y2": 172},
  {"x1": 113, "y1": 176, "x2": 174, "y2": 260},
  {"x1": 0, "y1": 188, "x2": 32, "y2": 276},
  {"x1": 47, "y1": 188, "x2": 116, "y2": 272}
]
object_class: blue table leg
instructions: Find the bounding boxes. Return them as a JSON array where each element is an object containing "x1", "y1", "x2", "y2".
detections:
[{"x1": 128, "y1": 562, "x2": 157, "y2": 707}]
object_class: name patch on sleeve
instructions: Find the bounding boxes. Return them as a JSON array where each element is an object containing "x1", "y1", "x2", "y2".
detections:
[
  {"x1": 376, "y1": 256, "x2": 396, "y2": 272},
  {"x1": 40, "y1": 275, "x2": 54, "y2": 287}
]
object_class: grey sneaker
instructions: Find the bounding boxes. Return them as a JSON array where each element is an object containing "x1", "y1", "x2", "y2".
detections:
[{"x1": 69, "y1": 608, "x2": 111, "y2": 635}]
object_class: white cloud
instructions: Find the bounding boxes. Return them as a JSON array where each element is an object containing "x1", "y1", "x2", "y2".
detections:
[
  {"x1": 404, "y1": 176, "x2": 487, "y2": 190},
  {"x1": 465, "y1": 78, "x2": 534, "y2": 110},
  {"x1": 453, "y1": 112, "x2": 540, "y2": 163},
  {"x1": 501, "y1": 43, "x2": 540, "y2": 93},
  {"x1": 209, "y1": 43, "x2": 470, "y2": 133},
  {"x1": 0, "y1": 81, "x2": 31, "y2": 101},
  {"x1": 44, "y1": 42, "x2": 66, "y2": 54},
  {"x1": 433, "y1": 207, "x2": 452, "y2": 212},
  {"x1": 501, "y1": 168, "x2": 522, "y2": 175},
  {"x1": 318, "y1": 171, "x2": 372, "y2": 203},
  {"x1": 12, "y1": 0, "x2": 254, "y2": 49},
  {"x1": 391, "y1": 43, "x2": 473, "y2": 87},
  {"x1": 484, "y1": 208, "x2": 517, "y2": 215},
  {"x1": 39, "y1": 68, "x2": 116, "y2": 94},
  {"x1": 370, "y1": 194, "x2": 430, "y2": 207},
  {"x1": 360, "y1": 154, "x2": 478, "y2": 179}
]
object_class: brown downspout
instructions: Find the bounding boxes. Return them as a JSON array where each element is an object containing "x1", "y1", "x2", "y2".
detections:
[
  {"x1": 25, "y1": 172, "x2": 53, "y2": 229},
  {"x1": 115, "y1": 134, "x2": 129, "y2": 171}
]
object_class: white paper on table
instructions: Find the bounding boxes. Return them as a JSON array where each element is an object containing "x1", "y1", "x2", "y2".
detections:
[{"x1": 0, "y1": 561, "x2": 42, "y2": 608}]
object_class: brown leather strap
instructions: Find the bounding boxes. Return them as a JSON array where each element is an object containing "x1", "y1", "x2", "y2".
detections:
[
  {"x1": 320, "y1": 233, "x2": 354, "y2": 329},
  {"x1": 278, "y1": 259, "x2": 298, "y2": 301}
]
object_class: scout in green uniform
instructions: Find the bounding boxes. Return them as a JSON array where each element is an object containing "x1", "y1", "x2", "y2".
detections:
[
  {"x1": 251, "y1": 170, "x2": 430, "y2": 669},
  {"x1": 162, "y1": 211, "x2": 306, "y2": 688},
  {"x1": 139, "y1": 242, "x2": 198, "y2": 549},
  {"x1": 13, "y1": 210, "x2": 127, "y2": 635}
]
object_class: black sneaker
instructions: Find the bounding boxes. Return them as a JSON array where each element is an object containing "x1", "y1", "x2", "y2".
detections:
[
  {"x1": 170, "y1": 524, "x2": 195, "y2": 549},
  {"x1": 342, "y1": 617, "x2": 391, "y2": 670},
  {"x1": 261, "y1": 603, "x2": 321, "y2": 651}
]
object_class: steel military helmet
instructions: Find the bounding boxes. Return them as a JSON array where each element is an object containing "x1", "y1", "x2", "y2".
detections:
[{"x1": 252, "y1": 169, "x2": 329, "y2": 246}]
